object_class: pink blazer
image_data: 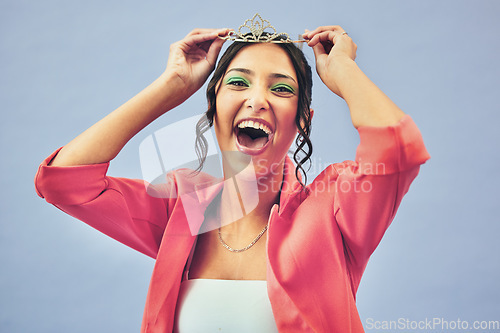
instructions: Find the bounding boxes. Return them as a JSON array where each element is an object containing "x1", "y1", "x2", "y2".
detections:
[{"x1": 35, "y1": 115, "x2": 430, "y2": 332}]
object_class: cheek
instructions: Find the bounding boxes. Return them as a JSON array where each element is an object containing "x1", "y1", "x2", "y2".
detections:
[
  {"x1": 282, "y1": 102, "x2": 300, "y2": 145},
  {"x1": 213, "y1": 116, "x2": 231, "y2": 143},
  {"x1": 214, "y1": 98, "x2": 232, "y2": 131},
  {"x1": 278, "y1": 100, "x2": 299, "y2": 130},
  {"x1": 215, "y1": 92, "x2": 239, "y2": 120}
]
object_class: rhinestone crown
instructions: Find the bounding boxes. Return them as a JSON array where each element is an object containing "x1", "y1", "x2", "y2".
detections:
[{"x1": 220, "y1": 13, "x2": 304, "y2": 44}]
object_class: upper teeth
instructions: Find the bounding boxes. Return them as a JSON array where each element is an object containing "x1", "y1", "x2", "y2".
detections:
[{"x1": 238, "y1": 120, "x2": 272, "y2": 135}]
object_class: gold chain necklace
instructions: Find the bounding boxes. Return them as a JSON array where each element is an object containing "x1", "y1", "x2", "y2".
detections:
[{"x1": 217, "y1": 225, "x2": 268, "y2": 253}]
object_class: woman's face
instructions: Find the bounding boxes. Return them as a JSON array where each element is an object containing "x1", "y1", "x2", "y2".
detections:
[{"x1": 214, "y1": 43, "x2": 299, "y2": 179}]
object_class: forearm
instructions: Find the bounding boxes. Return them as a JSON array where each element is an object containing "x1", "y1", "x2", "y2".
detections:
[
  {"x1": 333, "y1": 57, "x2": 405, "y2": 128},
  {"x1": 50, "y1": 73, "x2": 186, "y2": 166}
]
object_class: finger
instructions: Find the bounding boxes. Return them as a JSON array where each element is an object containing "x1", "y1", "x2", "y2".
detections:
[
  {"x1": 307, "y1": 31, "x2": 336, "y2": 47},
  {"x1": 311, "y1": 41, "x2": 327, "y2": 60},
  {"x1": 205, "y1": 38, "x2": 227, "y2": 67},
  {"x1": 183, "y1": 29, "x2": 229, "y2": 49},
  {"x1": 186, "y1": 29, "x2": 229, "y2": 44},
  {"x1": 185, "y1": 28, "x2": 228, "y2": 38},
  {"x1": 183, "y1": 28, "x2": 230, "y2": 45},
  {"x1": 302, "y1": 25, "x2": 345, "y2": 39}
]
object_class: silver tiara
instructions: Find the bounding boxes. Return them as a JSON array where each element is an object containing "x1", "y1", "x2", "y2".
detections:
[{"x1": 220, "y1": 13, "x2": 304, "y2": 45}]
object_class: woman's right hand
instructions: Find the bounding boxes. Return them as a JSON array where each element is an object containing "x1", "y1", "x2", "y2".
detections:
[{"x1": 163, "y1": 28, "x2": 230, "y2": 99}]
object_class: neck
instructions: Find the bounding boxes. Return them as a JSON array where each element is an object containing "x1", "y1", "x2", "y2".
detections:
[{"x1": 218, "y1": 156, "x2": 285, "y2": 233}]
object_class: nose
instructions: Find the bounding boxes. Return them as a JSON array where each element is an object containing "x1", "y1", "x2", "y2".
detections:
[{"x1": 245, "y1": 85, "x2": 269, "y2": 112}]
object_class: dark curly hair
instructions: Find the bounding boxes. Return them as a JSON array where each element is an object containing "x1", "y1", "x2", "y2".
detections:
[{"x1": 195, "y1": 35, "x2": 313, "y2": 187}]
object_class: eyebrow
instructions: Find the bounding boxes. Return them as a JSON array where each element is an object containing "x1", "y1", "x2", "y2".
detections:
[{"x1": 225, "y1": 68, "x2": 297, "y2": 84}]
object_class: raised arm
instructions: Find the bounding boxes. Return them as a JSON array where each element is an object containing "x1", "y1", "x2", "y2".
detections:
[
  {"x1": 50, "y1": 28, "x2": 229, "y2": 166},
  {"x1": 303, "y1": 26, "x2": 405, "y2": 128}
]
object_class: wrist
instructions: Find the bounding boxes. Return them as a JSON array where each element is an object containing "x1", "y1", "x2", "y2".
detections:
[
  {"x1": 329, "y1": 55, "x2": 357, "y2": 76},
  {"x1": 322, "y1": 56, "x2": 359, "y2": 96},
  {"x1": 155, "y1": 72, "x2": 192, "y2": 110}
]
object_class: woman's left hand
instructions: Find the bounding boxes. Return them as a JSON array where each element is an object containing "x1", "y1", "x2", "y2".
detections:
[{"x1": 302, "y1": 26, "x2": 357, "y2": 98}]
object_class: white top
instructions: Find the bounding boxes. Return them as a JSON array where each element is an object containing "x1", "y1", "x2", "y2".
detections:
[{"x1": 174, "y1": 279, "x2": 279, "y2": 332}]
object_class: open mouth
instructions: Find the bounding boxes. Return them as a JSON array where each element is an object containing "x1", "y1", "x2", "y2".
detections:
[{"x1": 235, "y1": 120, "x2": 274, "y2": 155}]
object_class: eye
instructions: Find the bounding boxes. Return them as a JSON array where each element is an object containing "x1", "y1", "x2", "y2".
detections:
[
  {"x1": 271, "y1": 84, "x2": 295, "y2": 95},
  {"x1": 226, "y1": 77, "x2": 249, "y2": 88}
]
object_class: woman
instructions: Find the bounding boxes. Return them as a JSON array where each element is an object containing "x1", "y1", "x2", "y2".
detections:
[{"x1": 35, "y1": 16, "x2": 430, "y2": 332}]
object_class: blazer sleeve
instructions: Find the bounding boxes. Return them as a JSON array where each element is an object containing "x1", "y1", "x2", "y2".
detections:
[
  {"x1": 332, "y1": 115, "x2": 430, "y2": 269},
  {"x1": 34, "y1": 148, "x2": 174, "y2": 259}
]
